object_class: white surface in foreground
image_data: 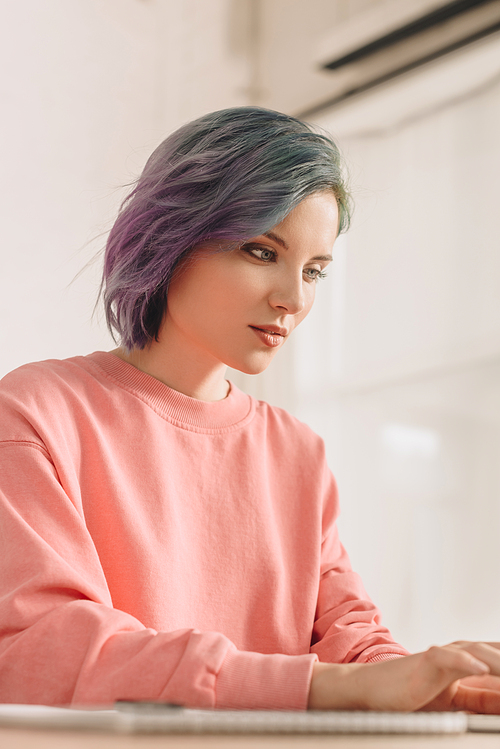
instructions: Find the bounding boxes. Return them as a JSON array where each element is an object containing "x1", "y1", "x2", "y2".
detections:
[{"x1": 0, "y1": 704, "x2": 472, "y2": 734}]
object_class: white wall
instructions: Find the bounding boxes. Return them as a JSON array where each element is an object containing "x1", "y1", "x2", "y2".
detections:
[{"x1": 0, "y1": 0, "x2": 253, "y2": 377}]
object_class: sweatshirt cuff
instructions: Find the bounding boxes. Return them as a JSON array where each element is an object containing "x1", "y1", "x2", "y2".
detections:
[
  {"x1": 215, "y1": 647, "x2": 318, "y2": 710},
  {"x1": 365, "y1": 652, "x2": 409, "y2": 663}
]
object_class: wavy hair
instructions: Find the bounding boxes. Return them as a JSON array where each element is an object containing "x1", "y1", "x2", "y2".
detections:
[{"x1": 101, "y1": 106, "x2": 351, "y2": 350}]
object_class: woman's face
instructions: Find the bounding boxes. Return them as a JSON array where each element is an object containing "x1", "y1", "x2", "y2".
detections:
[{"x1": 161, "y1": 191, "x2": 339, "y2": 375}]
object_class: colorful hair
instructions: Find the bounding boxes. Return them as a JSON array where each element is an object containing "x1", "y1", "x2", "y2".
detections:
[{"x1": 101, "y1": 106, "x2": 351, "y2": 350}]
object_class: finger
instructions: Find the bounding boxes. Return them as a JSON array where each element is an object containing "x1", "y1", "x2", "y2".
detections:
[
  {"x1": 460, "y1": 674, "x2": 500, "y2": 691},
  {"x1": 453, "y1": 641, "x2": 500, "y2": 650},
  {"x1": 453, "y1": 643, "x2": 500, "y2": 676},
  {"x1": 453, "y1": 685, "x2": 500, "y2": 714}
]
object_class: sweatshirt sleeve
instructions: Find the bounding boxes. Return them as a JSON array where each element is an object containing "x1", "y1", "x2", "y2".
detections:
[
  {"x1": 0, "y1": 440, "x2": 317, "y2": 708},
  {"x1": 311, "y1": 464, "x2": 410, "y2": 664}
]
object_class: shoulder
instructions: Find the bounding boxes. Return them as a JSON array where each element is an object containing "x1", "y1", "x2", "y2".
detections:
[
  {"x1": 252, "y1": 397, "x2": 321, "y2": 438},
  {"x1": 0, "y1": 355, "x2": 99, "y2": 404},
  {"x1": 249, "y1": 396, "x2": 327, "y2": 459},
  {"x1": 0, "y1": 354, "x2": 107, "y2": 442}
]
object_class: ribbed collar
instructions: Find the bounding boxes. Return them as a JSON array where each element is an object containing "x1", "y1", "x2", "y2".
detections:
[{"x1": 85, "y1": 351, "x2": 255, "y2": 433}]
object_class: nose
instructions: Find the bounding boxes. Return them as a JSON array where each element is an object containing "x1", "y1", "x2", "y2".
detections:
[{"x1": 268, "y1": 272, "x2": 307, "y2": 316}]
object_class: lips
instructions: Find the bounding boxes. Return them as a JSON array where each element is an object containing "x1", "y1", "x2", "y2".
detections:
[
  {"x1": 250, "y1": 325, "x2": 288, "y2": 337},
  {"x1": 250, "y1": 325, "x2": 288, "y2": 349}
]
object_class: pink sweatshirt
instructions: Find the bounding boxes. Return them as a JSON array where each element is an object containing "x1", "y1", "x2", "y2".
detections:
[{"x1": 0, "y1": 352, "x2": 408, "y2": 709}]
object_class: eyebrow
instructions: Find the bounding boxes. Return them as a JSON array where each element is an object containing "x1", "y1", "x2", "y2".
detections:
[
  {"x1": 263, "y1": 231, "x2": 333, "y2": 262},
  {"x1": 264, "y1": 231, "x2": 289, "y2": 250}
]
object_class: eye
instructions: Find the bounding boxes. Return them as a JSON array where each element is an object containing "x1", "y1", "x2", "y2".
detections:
[
  {"x1": 243, "y1": 245, "x2": 277, "y2": 262},
  {"x1": 304, "y1": 268, "x2": 328, "y2": 282}
]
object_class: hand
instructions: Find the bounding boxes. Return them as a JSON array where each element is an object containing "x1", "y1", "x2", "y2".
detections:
[{"x1": 308, "y1": 641, "x2": 500, "y2": 713}]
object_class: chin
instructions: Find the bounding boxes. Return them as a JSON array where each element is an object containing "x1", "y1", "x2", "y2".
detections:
[{"x1": 230, "y1": 357, "x2": 276, "y2": 376}]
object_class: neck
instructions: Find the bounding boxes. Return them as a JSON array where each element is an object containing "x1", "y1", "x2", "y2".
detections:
[{"x1": 110, "y1": 338, "x2": 229, "y2": 403}]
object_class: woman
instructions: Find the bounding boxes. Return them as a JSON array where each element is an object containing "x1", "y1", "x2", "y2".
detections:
[{"x1": 1, "y1": 107, "x2": 499, "y2": 712}]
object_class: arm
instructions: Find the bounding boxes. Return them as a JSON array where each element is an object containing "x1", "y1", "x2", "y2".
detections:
[{"x1": 0, "y1": 441, "x2": 315, "y2": 708}]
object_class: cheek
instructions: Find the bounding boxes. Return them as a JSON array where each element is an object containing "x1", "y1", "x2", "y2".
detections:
[
  {"x1": 167, "y1": 253, "x2": 270, "y2": 329},
  {"x1": 214, "y1": 265, "x2": 264, "y2": 310},
  {"x1": 170, "y1": 268, "x2": 249, "y2": 332}
]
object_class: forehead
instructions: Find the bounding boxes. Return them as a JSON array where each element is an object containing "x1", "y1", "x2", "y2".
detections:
[{"x1": 267, "y1": 192, "x2": 339, "y2": 253}]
